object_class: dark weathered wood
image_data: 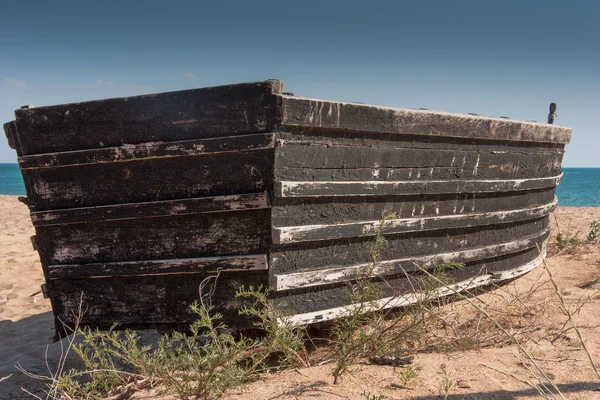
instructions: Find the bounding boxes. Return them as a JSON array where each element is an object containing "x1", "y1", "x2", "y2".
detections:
[
  {"x1": 31, "y1": 192, "x2": 269, "y2": 227},
  {"x1": 3, "y1": 121, "x2": 18, "y2": 151},
  {"x1": 270, "y1": 217, "x2": 549, "y2": 274},
  {"x1": 22, "y1": 149, "x2": 274, "y2": 211},
  {"x1": 284, "y1": 250, "x2": 546, "y2": 325},
  {"x1": 276, "y1": 164, "x2": 563, "y2": 182},
  {"x1": 3, "y1": 79, "x2": 571, "y2": 333},
  {"x1": 47, "y1": 254, "x2": 268, "y2": 279},
  {"x1": 36, "y1": 209, "x2": 270, "y2": 265},
  {"x1": 276, "y1": 175, "x2": 561, "y2": 198},
  {"x1": 272, "y1": 199, "x2": 555, "y2": 244},
  {"x1": 19, "y1": 133, "x2": 275, "y2": 169},
  {"x1": 13, "y1": 81, "x2": 282, "y2": 155},
  {"x1": 274, "y1": 141, "x2": 563, "y2": 177},
  {"x1": 271, "y1": 188, "x2": 556, "y2": 226},
  {"x1": 278, "y1": 96, "x2": 572, "y2": 144},
  {"x1": 276, "y1": 128, "x2": 567, "y2": 152},
  {"x1": 46, "y1": 271, "x2": 268, "y2": 330},
  {"x1": 271, "y1": 246, "x2": 542, "y2": 318},
  {"x1": 271, "y1": 230, "x2": 548, "y2": 290}
]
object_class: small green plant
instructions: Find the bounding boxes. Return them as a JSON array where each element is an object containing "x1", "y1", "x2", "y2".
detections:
[
  {"x1": 440, "y1": 364, "x2": 455, "y2": 400},
  {"x1": 587, "y1": 221, "x2": 600, "y2": 242},
  {"x1": 236, "y1": 285, "x2": 309, "y2": 368},
  {"x1": 555, "y1": 232, "x2": 580, "y2": 250},
  {"x1": 361, "y1": 391, "x2": 387, "y2": 400},
  {"x1": 398, "y1": 364, "x2": 417, "y2": 386}
]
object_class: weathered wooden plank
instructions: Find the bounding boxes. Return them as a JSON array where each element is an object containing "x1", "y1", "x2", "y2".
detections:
[
  {"x1": 272, "y1": 230, "x2": 548, "y2": 290},
  {"x1": 276, "y1": 164, "x2": 563, "y2": 181},
  {"x1": 22, "y1": 150, "x2": 274, "y2": 211},
  {"x1": 278, "y1": 96, "x2": 572, "y2": 144},
  {"x1": 279, "y1": 246, "x2": 546, "y2": 325},
  {"x1": 272, "y1": 199, "x2": 556, "y2": 244},
  {"x1": 31, "y1": 192, "x2": 269, "y2": 227},
  {"x1": 47, "y1": 254, "x2": 268, "y2": 279},
  {"x1": 275, "y1": 129, "x2": 567, "y2": 152},
  {"x1": 3, "y1": 121, "x2": 18, "y2": 151},
  {"x1": 36, "y1": 209, "x2": 270, "y2": 265},
  {"x1": 270, "y1": 217, "x2": 549, "y2": 274},
  {"x1": 271, "y1": 188, "x2": 556, "y2": 226},
  {"x1": 274, "y1": 142, "x2": 563, "y2": 177},
  {"x1": 46, "y1": 271, "x2": 269, "y2": 331},
  {"x1": 276, "y1": 175, "x2": 562, "y2": 198},
  {"x1": 19, "y1": 133, "x2": 275, "y2": 169},
  {"x1": 13, "y1": 81, "x2": 282, "y2": 155}
]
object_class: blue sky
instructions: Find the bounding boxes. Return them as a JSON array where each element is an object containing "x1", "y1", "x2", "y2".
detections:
[{"x1": 1, "y1": 0, "x2": 598, "y2": 166}]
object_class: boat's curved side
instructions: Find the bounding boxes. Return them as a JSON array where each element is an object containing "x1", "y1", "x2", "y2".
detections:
[
  {"x1": 284, "y1": 245, "x2": 547, "y2": 326},
  {"x1": 267, "y1": 94, "x2": 568, "y2": 321}
]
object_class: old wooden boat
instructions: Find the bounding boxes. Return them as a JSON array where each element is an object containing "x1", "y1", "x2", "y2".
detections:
[{"x1": 3, "y1": 80, "x2": 571, "y2": 333}]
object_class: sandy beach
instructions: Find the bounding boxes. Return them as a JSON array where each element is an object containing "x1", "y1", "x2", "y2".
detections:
[{"x1": 1, "y1": 195, "x2": 599, "y2": 399}]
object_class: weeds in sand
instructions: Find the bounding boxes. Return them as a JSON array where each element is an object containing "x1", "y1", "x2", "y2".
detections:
[
  {"x1": 555, "y1": 232, "x2": 580, "y2": 250},
  {"x1": 361, "y1": 391, "x2": 387, "y2": 400},
  {"x1": 588, "y1": 220, "x2": 600, "y2": 242},
  {"x1": 439, "y1": 364, "x2": 455, "y2": 400},
  {"x1": 413, "y1": 263, "x2": 567, "y2": 399},
  {"x1": 22, "y1": 210, "x2": 600, "y2": 398},
  {"x1": 553, "y1": 217, "x2": 600, "y2": 255},
  {"x1": 236, "y1": 285, "x2": 310, "y2": 368},
  {"x1": 329, "y1": 211, "x2": 395, "y2": 384},
  {"x1": 26, "y1": 278, "x2": 308, "y2": 400},
  {"x1": 328, "y1": 211, "x2": 469, "y2": 384},
  {"x1": 540, "y1": 256, "x2": 600, "y2": 381},
  {"x1": 397, "y1": 364, "x2": 417, "y2": 386},
  {"x1": 16, "y1": 292, "x2": 87, "y2": 400}
]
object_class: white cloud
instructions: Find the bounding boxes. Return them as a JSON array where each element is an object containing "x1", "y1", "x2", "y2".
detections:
[
  {"x1": 95, "y1": 80, "x2": 115, "y2": 86},
  {"x1": 183, "y1": 73, "x2": 198, "y2": 80},
  {"x1": 4, "y1": 78, "x2": 28, "y2": 88}
]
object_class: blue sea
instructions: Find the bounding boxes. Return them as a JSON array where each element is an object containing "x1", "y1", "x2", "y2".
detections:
[
  {"x1": 0, "y1": 164, "x2": 598, "y2": 206},
  {"x1": 0, "y1": 163, "x2": 26, "y2": 195}
]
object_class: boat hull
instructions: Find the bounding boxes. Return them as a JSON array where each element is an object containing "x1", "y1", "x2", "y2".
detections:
[{"x1": 3, "y1": 80, "x2": 570, "y2": 332}]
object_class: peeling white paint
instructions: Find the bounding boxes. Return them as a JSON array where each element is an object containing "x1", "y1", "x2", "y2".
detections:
[
  {"x1": 275, "y1": 174, "x2": 563, "y2": 198},
  {"x1": 282, "y1": 246, "x2": 547, "y2": 326},
  {"x1": 272, "y1": 198, "x2": 557, "y2": 244},
  {"x1": 273, "y1": 233, "x2": 548, "y2": 290}
]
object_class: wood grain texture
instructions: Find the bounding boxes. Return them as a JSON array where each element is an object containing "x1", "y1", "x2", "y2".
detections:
[
  {"x1": 271, "y1": 188, "x2": 556, "y2": 226},
  {"x1": 270, "y1": 217, "x2": 549, "y2": 274},
  {"x1": 36, "y1": 209, "x2": 270, "y2": 265},
  {"x1": 272, "y1": 199, "x2": 556, "y2": 244},
  {"x1": 31, "y1": 192, "x2": 269, "y2": 227},
  {"x1": 271, "y1": 246, "x2": 543, "y2": 318},
  {"x1": 281, "y1": 246, "x2": 546, "y2": 325},
  {"x1": 274, "y1": 141, "x2": 563, "y2": 179},
  {"x1": 3, "y1": 121, "x2": 17, "y2": 151},
  {"x1": 275, "y1": 129, "x2": 567, "y2": 152},
  {"x1": 22, "y1": 149, "x2": 274, "y2": 211},
  {"x1": 13, "y1": 81, "x2": 282, "y2": 155},
  {"x1": 278, "y1": 96, "x2": 572, "y2": 144},
  {"x1": 272, "y1": 230, "x2": 548, "y2": 290},
  {"x1": 47, "y1": 254, "x2": 268, "y2": 279},
  {"x1": 19, "y1": 133, "x2": 275, "y2": 169},
  {"x1": 276, "y1": 175, "x2": 562, "y2": 198},
  {"x1": 47, "y1": 271, "x2": 268, "y2": 331}
]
